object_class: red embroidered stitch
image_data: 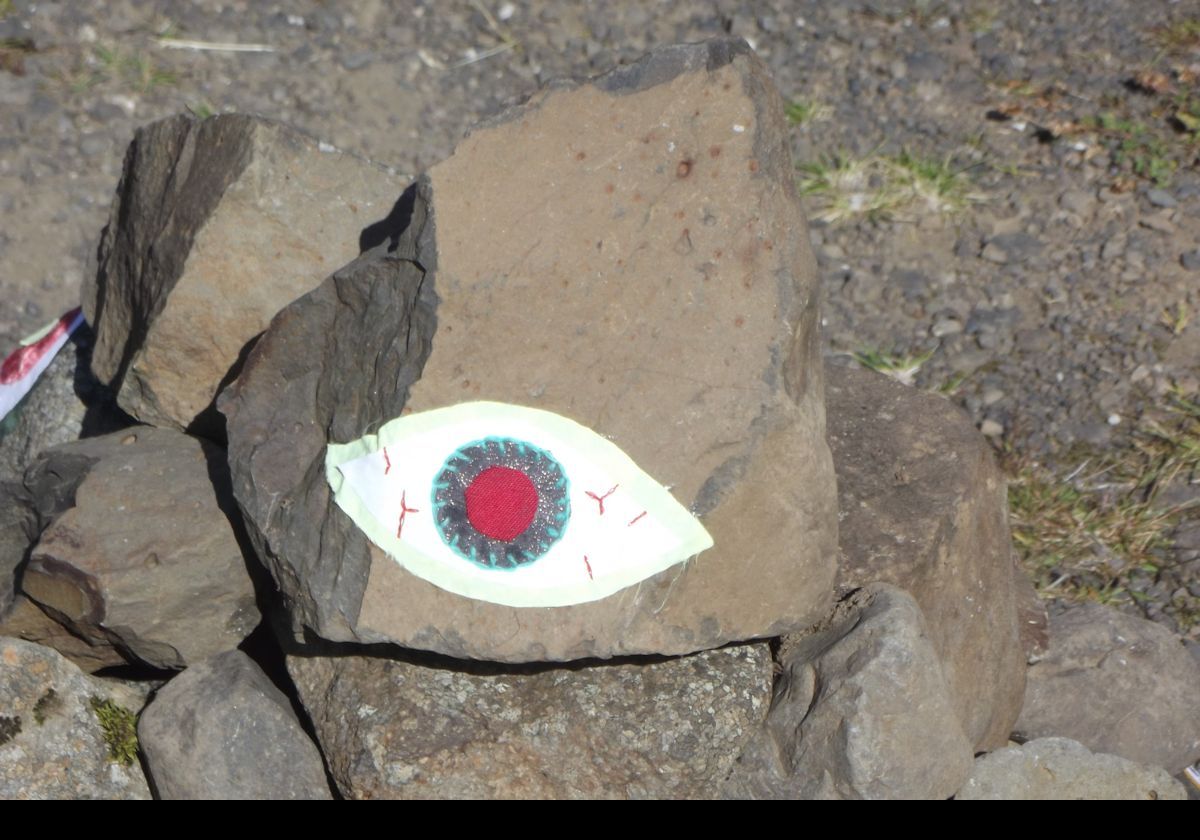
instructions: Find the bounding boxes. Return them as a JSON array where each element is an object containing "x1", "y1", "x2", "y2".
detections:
[
  {"x1": 396, "y1": 490, "x2": 419, "y2": 539},
  {"x1": 583, "y1": 555, "x2": 593, "y2": 580},
  {"x1": 383, "y1": 447, "x2": 392, "y2": 475},
  {"x1": 585, "y1": 484, "x2": 619, "y2": 515},
  {"x1": 627, "y1": 510, "x2": 647, "y2": 526}
]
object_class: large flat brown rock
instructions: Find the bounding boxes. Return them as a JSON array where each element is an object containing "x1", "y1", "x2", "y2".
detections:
[
  {"x1": 221, "y1": 38, "x2": 838, "y2": 661},
  {"x1": 83, "y1": 113, "x2": 406, "y2": 436}
]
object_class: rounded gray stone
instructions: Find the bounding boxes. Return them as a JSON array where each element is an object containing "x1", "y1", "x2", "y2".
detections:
[{"x1": 139, "y1": 650, "x2": 332, "y2": 800}]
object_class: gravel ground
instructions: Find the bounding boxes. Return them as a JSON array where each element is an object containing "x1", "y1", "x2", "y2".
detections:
[{"x1": 1, "y1": 1, "x2": 1197, "y2": 643}]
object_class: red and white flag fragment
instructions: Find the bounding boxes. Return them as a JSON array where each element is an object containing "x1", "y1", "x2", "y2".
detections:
[{"x1": 0, "y1": 307, "x2": 85, "y2": 423}]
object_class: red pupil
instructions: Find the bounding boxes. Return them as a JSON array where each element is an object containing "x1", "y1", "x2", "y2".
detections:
[{"x1": 464, "y1": 466, "x2": 539, "y2": 542}]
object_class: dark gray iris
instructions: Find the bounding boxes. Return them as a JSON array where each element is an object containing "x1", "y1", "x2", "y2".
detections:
[{"x1": 431, "y1": 437, "x2": 570, "y2": 569}]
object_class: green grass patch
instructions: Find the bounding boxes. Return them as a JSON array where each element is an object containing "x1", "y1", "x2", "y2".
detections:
[
  {"x1": 186, "y1": 100, "x2": 215, "y2": 119},
  {"x1": 851, "y1": 347, "x2": 936, "y2": 387},
  {"x1": 1083, "y1": 112, "x2": 1177, "y2": 186},
  {"x1": 90, "y1": 696, "x2": 139, "y2": 766},
  {"x1": 797, "y1": 149, "x2": 980, "y2": 223},
  {"x1": 1008, "y1": 389, "x2": 1200, "y2": 622},
  {"x1": 53, "y1": 43, "x2": 178, "y2": 94},
  {"x1": 1152, "y1": 18, "x2": 1200, "y2": 53},
  {"x1": 94, "y1": 44, "x2": 178, "y2": 92},
  {"x1": 786, "y1": 99, "x2": 829, "y2": 126}
]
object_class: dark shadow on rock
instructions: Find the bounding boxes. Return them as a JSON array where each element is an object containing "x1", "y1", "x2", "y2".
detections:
[
  {"x1": 197, "y1": 432, "x2": 343, "y2": 792},
  {"x1": 198, "y1": 435, "x2": 275, "y2": 618},
  {"x1": 92, "y1": 661, "x2": 176, "y2": 682},
  {"x1": 283, "y1": 627, "x2": 765, "y2": 678},
  {"x1": 186, "y1": 331, "x2": 262, "y2": 444},
  {"x1": 358, "y1": 183, "x2": 417, "y2": 255},
  {"x1": 69, "y1": 322, "x2": 136, "y2": 439}
]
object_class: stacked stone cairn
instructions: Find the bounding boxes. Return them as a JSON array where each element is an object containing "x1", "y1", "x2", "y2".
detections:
[{"x1": 1, "y1": 39, "x2": 1196, "y2": 800}]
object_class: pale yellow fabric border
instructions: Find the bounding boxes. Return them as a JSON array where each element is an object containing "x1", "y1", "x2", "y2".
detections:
[{"x1": 325, "y1": 401, "x2": 713, "y2": 607}]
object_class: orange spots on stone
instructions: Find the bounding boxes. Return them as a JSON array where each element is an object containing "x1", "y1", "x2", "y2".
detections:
[
  {"x1": 632, "y1": 192, "x2": 643, "y2": 202},
  {"x1": 714, "y1": 249, "x2": 723, "y2": 259},
  {"x1": 462, "y1": 380, "x2": 472, "y2": 389},
  {"x1": 674, "y1": 209, "x2": 686, "y2": 220},
  {"x1": 748, "y1": 159, "x2": 759, "y2": 173},
  {"x1": 709, "y1": 145, "x2": 722, "y2": 158},
  {"x1": 676, "y1": 159, "x2": 693, "y2": 178},
  {"x1": 734, "y1": 316, "x2": 745, "y2": 327},
  {"x1": 605, "y1": 183, "x2": 615, "y2": 194},
  {"x1": 575, "y1": 150, "x2": 587, "y2": 161}
]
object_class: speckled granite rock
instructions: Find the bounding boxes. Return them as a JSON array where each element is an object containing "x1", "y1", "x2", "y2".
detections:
[
  {"x1": 287, "y1": 641, "x2": 773, "y2": 799},
  {"x1": 0, "y1": 637, "x2": 150, "y2": 799},
  {"x1": 221, "y1": 37, "x2": 838, "y2": 662},
  {"x1": 957, "y1": 737, "x2": 1186, "y2": 800}
]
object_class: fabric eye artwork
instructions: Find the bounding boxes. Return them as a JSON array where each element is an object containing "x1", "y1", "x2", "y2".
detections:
[{"x1": 325, "y1": 401, "x2": 713, "y2": 608}]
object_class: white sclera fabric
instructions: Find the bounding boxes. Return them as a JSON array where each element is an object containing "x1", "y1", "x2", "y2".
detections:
[{"x1": 325, "y1": 401, "x2": 713, "y2": 608}]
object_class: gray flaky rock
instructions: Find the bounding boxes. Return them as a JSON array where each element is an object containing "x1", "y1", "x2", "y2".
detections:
[
  {"x1": 139, "y1": 650, "x2": 332, "y2": 800},
  {"x1": 723, "y1": 584, "x2": 974, "y2": 800},
  {"x1": 19, "y1": 428, "x2": 260, "y2": 670},
  {"x1": 0, "y1": 637, "x2": 150, "y2": 799},
  {"x1": 957, "y1": 738, "x2": 1186, "y2": 800},
  {"x1": 0, "y1": 322, "x2": 130, "y2": 482},
  {"x1": 0, "y1": 595, "x2": 126, "y2": 672},
  {"x1": 83, "y1": 112, "x2": 406, "y2": 435},
  {"x1": 221, "y1": 37, "x2": 838, "y2": 661},
  {"x1": 0, "y1": 480, "x2": 35, "y2": 616},
  {"x1": 824, "y1": 364, "x2": 1024, "y2": 750},
  {"x1": 1014, "y1": 603, "x2": 1200, "y2": 775},
  {"x1": 287, "y1": 641, "x2": 772, "y2": 799},
  {"x1": 1, "y1": 429, "x2": 105, "y2": 616}
]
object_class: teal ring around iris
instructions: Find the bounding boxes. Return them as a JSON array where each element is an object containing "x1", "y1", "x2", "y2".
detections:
[{"x1": 430, "y1": 437, "x2": 570, "y2": 570}]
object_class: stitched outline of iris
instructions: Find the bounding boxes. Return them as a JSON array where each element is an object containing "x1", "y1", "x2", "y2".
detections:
[{"x1": 431, "y1": 437, "x2": 570, "y2": 569}]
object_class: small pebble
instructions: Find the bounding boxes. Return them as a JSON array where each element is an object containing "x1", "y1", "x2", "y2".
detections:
[
  {"x1": 980, "y1": 419, "x2": 1004, "y2": 437},
  {"x1": 1058, "y1": 189, "x2": 1095, "y2": 216},
  {"x1": 1145, "y1": 188, "x2": 1177, "y2": 208},
  {"x1": 931, "y1": 318, "x2": 963, "y2": 337}
]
